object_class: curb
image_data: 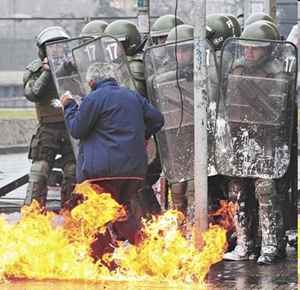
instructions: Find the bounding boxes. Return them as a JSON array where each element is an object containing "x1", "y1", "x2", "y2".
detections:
[{"x1": 0, "y1": 145, "x2": 28, "y2": 154}]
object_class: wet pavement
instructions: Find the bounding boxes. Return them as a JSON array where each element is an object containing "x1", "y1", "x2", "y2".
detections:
[
  {"x1": 207, "y1": 246, "x2": 297, "y2": 290},
  {"x1": 0, "y1": 152, "x2": 60, "y2": 211},
  {"x1": 0, "y1": 152, "x2": 298, "y2": 290},
  {"x1": 0, "y1": 152, "x2": 29, "y2": 210}
]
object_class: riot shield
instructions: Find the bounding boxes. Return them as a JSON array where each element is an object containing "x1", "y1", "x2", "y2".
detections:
[
  {"x1": 144, "y1": 39, "x2": 219, "y2": 183},
  {"x1": 216, "y1": 38, "x2": 297, "y2": 178},
  {"x1": 46, "y1": 37, "x2": 92, "y2": 101},
  {"x1": 72, "y1": 36, "x2": 135, "y2": 94},
  {"x1": 46, "y1": 37, "x2": 92, "y2": 158}
]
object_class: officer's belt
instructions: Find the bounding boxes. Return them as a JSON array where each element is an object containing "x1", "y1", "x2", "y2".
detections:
[
  {"x1": 39, "y1": 116, "x2": 64, "y2": 124},
  {"x1": 38, "y1": 121, "x2": 66, "y2": 129},
  {"x1": 38, "y1": 115, "x2": 65, "y2": 124}
]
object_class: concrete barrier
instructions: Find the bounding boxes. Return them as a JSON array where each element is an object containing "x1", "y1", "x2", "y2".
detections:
[{"x1": 0, "y1": 119, "x2": 37, "y2": 153}]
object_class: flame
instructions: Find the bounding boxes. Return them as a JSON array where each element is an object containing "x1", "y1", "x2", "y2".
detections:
[
  {"x1": 107, "y1": 210, "x2": 227, "y2": 284},
  {"x1": 0, "y1": 182, "x2": 227, "y2": 288},
  {"x1": 0, "y1": 196, "x2": 115, "y2": 281},
  {"x1": 67, "y1": 182, "x2": 127, "y2": 239},
  {"x1": 209, "y1": 200, "x2": 236, "y2": 233}
]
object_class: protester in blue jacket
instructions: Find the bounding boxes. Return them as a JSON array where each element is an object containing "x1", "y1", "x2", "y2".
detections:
[
  {"x1": 60, "y1": 62, "x2": 164, "y2": 183},
  {"x1": 60, "y1": 62, "x2": 164, "y2": 265}
]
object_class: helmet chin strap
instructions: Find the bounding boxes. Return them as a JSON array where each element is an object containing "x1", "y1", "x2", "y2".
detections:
[{"x1": 38, "y1": 46, "x2": 47, "y2": 60}]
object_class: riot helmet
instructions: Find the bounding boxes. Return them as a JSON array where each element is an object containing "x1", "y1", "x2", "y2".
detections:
[
  {"x1": 207, "y1": 14, "x2": 240, "y2": 51},
  {"x1": 166, "y1": 25, "x2": 194, "y2": 67},
  {"x1": 256, "y1": 20, "x2": 280, "y2": 40},
  {"x1": 104, "y1": 20, "x2": 141, "y2": 56},
  {"x1": 240, "y1": 21, "x2": 280, "y2": 65},
  {"x1": 36, "y1": 26, "x2": 70, "y2": 60},
  {"x1": 241, "y1": 20, "x2": 280, "y2": 44},
  {"x1": 36, "y1": 26, "x2": 70, "y2": 47},
  {"x1": 245, "y1": 12, "x2": 275, "y2": 27},
  {"x1": 166, "y1": 24, "x2": 194, "y2": 43},
  {"x1": 80, "y1": 20, "x2": 108, "y2": 37},
  {"x1": 225, "y1": 14, "x2": 242, "y2": 37},
  {"x1": 150, "y1": 14, "x2": 184, "y2": 45}
]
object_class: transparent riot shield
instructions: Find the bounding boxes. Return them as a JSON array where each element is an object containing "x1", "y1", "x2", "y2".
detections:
[
  {"x1": 46, "y1": 37, "x2": 92, "y2": 158},
  {"x1": 216, "y1": 38, "x2": 297, "y2": 178},
  {"x1": 46, "y1": 37, "x2": 92, "y2": 101},
  {"x1": 72, "y1": 36, "x2": 135, "y2": 95},
  {"x1": 144, "y1": 39, "x2": 219, "y2": 183}
]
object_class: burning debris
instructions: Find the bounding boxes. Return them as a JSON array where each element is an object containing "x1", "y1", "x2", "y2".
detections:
[
  {"x1": 0, "y1": 182, "x2": 227, "y2": 288},
  {"x1": 208, "y1": 200, "x2": 236, "y2": 251},
  {"x1": 209, "y1": 200, "x2": 236, "y2": 233}
]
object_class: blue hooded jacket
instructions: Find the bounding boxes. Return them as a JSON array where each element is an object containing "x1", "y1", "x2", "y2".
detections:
[{"x1": 64, "y1": 79, "x2": 164, "y2": 183}]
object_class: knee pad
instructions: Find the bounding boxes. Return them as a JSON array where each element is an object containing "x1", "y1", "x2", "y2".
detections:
[
  {"x1": 255, "y1": 179, "x2": 274, "y2": 204},
  {"x1": 63, "y1": 162, "x2": 76, "y2": 179},
  {"x1": 29, "y1": 160, "x2": 49, "y2": 182},
  {"x1": 25, "y1": 160, "x2": 49, "y2": 205}
]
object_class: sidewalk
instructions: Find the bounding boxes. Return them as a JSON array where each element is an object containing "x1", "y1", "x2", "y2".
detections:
[{"x1": 0, "y1": 144, "x2": 28, "y2": 154}]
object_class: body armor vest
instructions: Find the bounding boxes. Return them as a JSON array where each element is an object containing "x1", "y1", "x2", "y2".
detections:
[{"x1": 23, "y1": 59, "x2": 64, "y2": 123}]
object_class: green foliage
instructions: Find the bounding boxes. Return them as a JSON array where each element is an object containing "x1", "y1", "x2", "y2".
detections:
[{"x1": 0, "y1": 109, "x2": 36, "y2": 119}]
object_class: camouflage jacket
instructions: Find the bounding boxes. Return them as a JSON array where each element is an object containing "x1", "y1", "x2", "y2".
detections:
[{"x1": 23, "y1": 59, "x2": 64, "y2": 123}]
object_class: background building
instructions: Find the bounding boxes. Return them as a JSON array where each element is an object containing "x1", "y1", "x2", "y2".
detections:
[{"x1": 0, "y1": 0, "x2": 297, "y2": 107}]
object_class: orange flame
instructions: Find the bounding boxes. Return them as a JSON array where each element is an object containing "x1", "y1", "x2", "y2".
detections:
[
  {"x1": 106, "y1": 210, "x2": 227, "y2": 284},
  {"x1": 209, "y1": 200, "x2": 236, "y2": 232},
  {"x1": 0, "y1": 182, "x2": 227, "y2": 287}
]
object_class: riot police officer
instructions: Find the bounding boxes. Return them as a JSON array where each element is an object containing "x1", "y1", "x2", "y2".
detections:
[
  {"x1": 222, "y1": 21, "x2": 295, "y2": 264},
  {"x1": 150, "y1": 14, "x2": 184, "y2": 46},
  {"x1": 104, "y1": 20, "x2": 161, "y2": 216},
  {"x1": 80, "y1": 20, "x2": 108, "y2": 37},
  {"x1": 23, "y1": 26, "x2": 76, "y2": 207},
  {"x1": 205, "y1": 14, "x2": 242, "y2": 210},
  {"x1": 147, "y1": 15, "x2": 186, "y2": 212},
  {"x1": 164, "y1": 16, "x2": 241, "y2": 215},
  {"x1": 162, "y1": 24, "x2": 194, "y2": 216}
]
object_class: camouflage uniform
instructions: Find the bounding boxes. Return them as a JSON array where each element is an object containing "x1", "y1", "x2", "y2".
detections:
[
  {"x1": 128, "y1": 52, "x2": 162, "y2": 215},
  {"x1": 164, "y1": 18, "x2": 239, "y2": 217},
  {"x1": 23, "y1": 58, "x2": 76, "y2": 207},
  {"x1": 223, "y1": 21, "x2": 293, "y2": 264}
]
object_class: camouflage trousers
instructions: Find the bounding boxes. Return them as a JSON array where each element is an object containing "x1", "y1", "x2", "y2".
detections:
[
  {"x1": 170, "y1": 180, "x2": 195, "y2": 224},
  {"x1": 228, "y1": 177, "x2": 286, "y2": 256},
  {"x1": 170, "y1": 176, "x2": 227, "y2": 221},
  {"x1": 25, "y1": 122, "x2": 76, "y2": 207}
]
